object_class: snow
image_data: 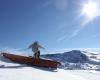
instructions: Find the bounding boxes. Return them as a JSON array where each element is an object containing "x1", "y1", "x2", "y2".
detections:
[
  {"x1": 0, "y1": 50, "x2": 100, "y2": 80},
  {"x1": 0, "y1": 66, "x2": 100, "y2": 80},
  {"x1": 0, "y1": 67, "x2": 90, "y2": 80}
]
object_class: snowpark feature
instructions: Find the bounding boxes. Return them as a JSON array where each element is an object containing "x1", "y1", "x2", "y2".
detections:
[
  {"x1": 2, "y1": 52, "x2": 61, "y2": 69},
  {"x1": 0, "y1": 50, "x2": 100, "y2": 80}
]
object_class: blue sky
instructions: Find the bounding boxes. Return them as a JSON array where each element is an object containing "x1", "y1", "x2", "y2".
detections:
[{"x1": 0, "y1": 0, "x2": 100, "y2": 52}]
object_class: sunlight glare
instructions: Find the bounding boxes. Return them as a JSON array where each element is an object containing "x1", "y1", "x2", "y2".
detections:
[{"x1": 82, "y1": 0, "x2": 99, "y2": 20}]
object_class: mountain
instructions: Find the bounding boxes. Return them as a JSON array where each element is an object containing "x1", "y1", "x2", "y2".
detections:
[
  {"x1": 42, "y1": 50, "x2": 100, "y2": 70},
  {"x1": 42, "y1": 50, "x2": 89, "y2": 63}
]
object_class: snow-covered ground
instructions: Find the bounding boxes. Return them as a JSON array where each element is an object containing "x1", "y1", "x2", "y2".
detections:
[
  {"x1": 0, "y1": 65, "x2": 100, "y2": 80},
  {"x1": 0, "y1": 50, "x2": 100, "y2": 80}
]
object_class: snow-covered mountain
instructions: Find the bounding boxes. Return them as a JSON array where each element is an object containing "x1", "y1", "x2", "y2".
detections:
[
  {"x1": 42, "y1": 50, "x2": 100, "y2": 70},
  {"x1": 42, "y1": 50, "x2": 89, "y2": 63}
]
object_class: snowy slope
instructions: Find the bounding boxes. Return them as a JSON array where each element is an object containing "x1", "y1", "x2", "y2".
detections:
[
  {"x1": 0, "y1": 50, "x2": 100, "y2": 80},
  {"x1": 0, "y1": 64, "x2": 100, "y2": 80},
  {"x1": 0, "y1": 65, "x2": 86, "y2": 80}
]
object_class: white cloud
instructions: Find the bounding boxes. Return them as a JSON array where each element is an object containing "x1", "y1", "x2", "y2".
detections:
[
  {"x1": 40, "y1": 1, "x2": 51, "y2": 9},
  {"x1": 57, "y1": 29, "x2": 80, "y2": 42},
  {"x1": 70, "y1": 29, "x2": 79, "y2": 38},
  {"x1": 53, "y1": 0, "x2": 68, "y2": 10},
  {"x1": 57, "y1": 34, "x2": 68, "y2": 42},
  {"x1": 40, "y1": 0, "x2": 68, "y2": 10}
]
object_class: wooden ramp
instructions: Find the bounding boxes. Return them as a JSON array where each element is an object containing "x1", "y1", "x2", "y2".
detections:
[{"x1": 2, "y1": 52, "x2": 61, "y2": 69}]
